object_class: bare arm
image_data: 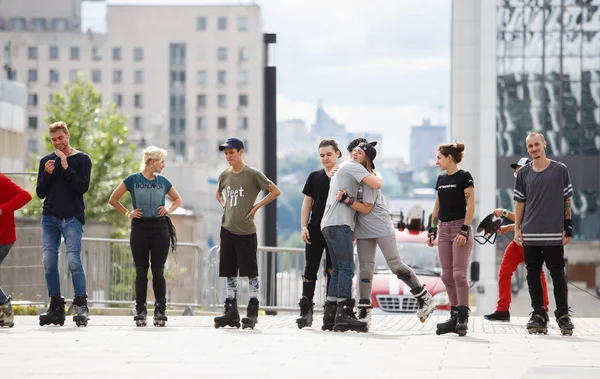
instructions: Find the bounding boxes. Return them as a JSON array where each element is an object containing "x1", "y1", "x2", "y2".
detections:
[
  {"x1": 108, "y1": 182, "x2": 130, "y2": 216},
  {"x1": 166, "y1": 186, "x2": 182, "y2": 214},
  {"x1": 464, "y1": 186, "x2": 475, "y2": 227},
  {"x1": 300, "y1": 195, "x2": 312, "y2": 228},
  {"x1": 252, "y1": 183, "x2": 281, "y2": 211},
  {"x1": 564, "y1": 197, "x2": 572, "y2": 220},
  {"x1": 341, "y1": 197, "x2": 373, "y2": 214},
  {"x1": 362, "y1": 174, "x2": 383, "y2": 190},
  {"x1": 216, "y1": 189, "x2": 225, "y2": 207},
  {"x1": 431, "y1": 193, "x2": 440, "y2": 228},
  {"x1": 514, "y1": 201, "x2": 525, "y2": 230}
]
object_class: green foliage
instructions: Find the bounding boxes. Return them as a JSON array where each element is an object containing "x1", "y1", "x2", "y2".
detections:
[{"x1": 22, "y1": 74, "x2": 138, "y2": 238}]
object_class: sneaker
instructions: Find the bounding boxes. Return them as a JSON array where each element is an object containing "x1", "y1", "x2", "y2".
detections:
[{"x1": 484, "y1": 310, "x2": 510, "y2": 321}]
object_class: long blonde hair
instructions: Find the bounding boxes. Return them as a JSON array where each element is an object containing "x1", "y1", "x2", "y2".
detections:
[{"x1": 140, "y1": 146, "x2": 167, "y2": 170}]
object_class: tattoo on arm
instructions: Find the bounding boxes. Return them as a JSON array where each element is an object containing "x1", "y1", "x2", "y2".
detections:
[
  {"x1": 564, "y1": 198, "x2": 572, "y2": 219},
  {"x1": 432, "y1": 217, "x2": 439, "y2": 227}
]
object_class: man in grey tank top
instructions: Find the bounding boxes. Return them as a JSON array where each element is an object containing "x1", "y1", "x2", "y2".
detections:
[{"x1": 513, "y1": 132, "x2": 574, "y2": 335}]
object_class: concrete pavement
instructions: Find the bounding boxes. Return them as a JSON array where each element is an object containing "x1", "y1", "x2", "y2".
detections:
[{"x1": 1, "y1": 315, "x2": 600, "y2": 379}]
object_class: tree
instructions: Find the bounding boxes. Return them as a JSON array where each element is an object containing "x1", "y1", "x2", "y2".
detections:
[{"x1": 23, "y1": 73, "x2": 138, "y2": 238}]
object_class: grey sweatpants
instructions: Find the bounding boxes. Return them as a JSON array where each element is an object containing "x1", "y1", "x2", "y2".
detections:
[{"x1": 357, "y1": 235, "x2": 422, "y2": 300}]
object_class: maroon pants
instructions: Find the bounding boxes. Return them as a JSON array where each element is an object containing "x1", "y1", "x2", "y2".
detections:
[{"x1": 437, "y1": 219, "x2": 473, "y2": 307}]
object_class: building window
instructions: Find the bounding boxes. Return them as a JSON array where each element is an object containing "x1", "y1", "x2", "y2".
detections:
[
  {"x1": 134, "y1": 116, "x2": 143, "y2": 130},
  {"x1": 112, "y1": 47, "x2": 122, "y2": 61},
  {"x1": 10, "y1": 18, "x2": 26, "y2": 31},
  {"x1": 69, "y1": 69, "x2": 78, "y2": 82},
  {"x1": 52, "y1": 18, "x2": 68, "y2": 32},
  {"x1": 92, "y1": 47, "x2": 102, "y2": 61},
  {"x1": 28, "y1": 69, "x2": 38, "y2": 82},
  {"x1": 170, "y1": 44, "x2": 186, "y2": 64},
  {"x1": 134, "y1": 70, "x2": 144, "y2": 84},
  {"x1": 133, "y1": 47, "x2": 144, "y2": 62},
  {"x1": 218, "y1": 70, "x2": 227, "y2": 85},
  {"x1": 170, "y1": 118, "x2": 177, "y2": 134},
  {"x1": 113, "y1": 70, "x2": 122, "y2": 84},
  {"x1": 28, "y1": 116, "x2": 38, "y2": 130},
  {"x1": 197, "y1": 117, "x2": 206, "y2": 130},
  {"x1": 49, "y1": 45, "x2": 59, "y2": 60},
  {"x1": 218, "y1": 94, "x2": 227, "y2": 108},
  {"x1": 197, "y1": 94, "x2": 206, "y2": 109},
  {"x1": 196, "y1": 17, "x2": 207, "y2": 31},
  {"x1": 31, "y1": 18, "x2": 47, "y2": 31},
  {"x1": 28, "y1": 139, "x2": 38, "y2": 153},
  {"x1": 218, "y1": 117, "x2": 227, "y2": 130},
  {"x1": 48, "y1": 93, "x2": 54, "y2": 104},
  {"x1": 237, "y1": 116, "x2": 248, "y2": 130},
  {"x1": 49, "y1": 69, "x2": 59, "y2": 83},
  {"x1": 28, "y1": 46, "x2": 38, "y2": 60},
  {"x1": 134, "y1": 93, "x2": 143, "y2": 108},
  {"x1": 92, "y1": 70, "x2": 102, "y2": 84},
  {"x1": 196, "y1": 70, "x2": 206, "y2": 85},
  {"x1": 179, "y1": 118, "x2": 186, "y2": 133},
  {"x1": 238, "y1": 47, "x2": 249, "y2": 62},
  {"x1": 218, "y1": 17, "x2": 227, "y2": 30},
  {"x1": 217, "y1": 47, "x2": 228, "y2": 61},
  {"x1": 70, "y1": 47, "x2": 80, "y2": 60},
  {"x1": 237, "y1": 16, "x2": 249, "y2": 31},
  {"x1": 28, "y1": 93, "x2": 38, "y2": 107},
  {"x1": 239, "y1": 94, "x2": 248, "y2": 107},
  {"x1": 112, "y1": 93, "x2": 122, "y2": 107},
  {"x1": 178, "y1": 95, "x2": 185, "y2": 112},
  {"x1": 178, "y1": 141, "x2": 186, "y2": 157},
  {"x1": 238, "y1": 70, "x2": 248, "y2": 85}
]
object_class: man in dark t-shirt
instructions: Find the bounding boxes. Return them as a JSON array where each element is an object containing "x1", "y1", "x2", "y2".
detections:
[
  {"x1": 514, "y1": 132, "x2": 574, "y2": 335},
  {"x1": 36, "y1": 121, "x2": 91, "y2": 327},
  {"x1": 296, "y1": 139, "x2": 341, "y2": 328}
]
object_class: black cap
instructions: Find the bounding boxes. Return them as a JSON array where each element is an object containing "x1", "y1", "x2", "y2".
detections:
[
  {"x1": 359, "y1": 143, "x2": 377, "y2": 169},
  {"x1": 219, "y1": 137, "x2": 244, "y2": 151},
  {"x1": 347, "y1": 138, "x2": 378, "y2": 153},
  {"x1": 510, "y1": 157, "x2": 530, "y2": 169}
]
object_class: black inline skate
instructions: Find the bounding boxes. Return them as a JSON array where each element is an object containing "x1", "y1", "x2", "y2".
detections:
[
  {"x1": 296, "y1": 296, "x2": 314, "y2": 329},
  {"x1": 72, "y1": 295, "x2": 89, "y2": 327},
  {"x1": 39, "y1": 296, "x2": 66, "y2": 327},
  {"x1": 241, "y1": 298, "x2": 259, "y2": 330},
  {"x1": 214, "y1": 298, "x2": 241, "y2": 329}
]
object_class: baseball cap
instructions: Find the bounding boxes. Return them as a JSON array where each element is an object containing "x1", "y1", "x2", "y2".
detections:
[
  {"x1": 510, "y1": 157, "x2": 530, "y2": 169},
  {"x1": 358, "y1": 143, "x2": 377, "y2": 169},
  {"x1": 347, "y1": 138, "x2": 378, "y2": 153},
  {"x1": 219, "y1": 137, "x2": 244, "y2": 151}
]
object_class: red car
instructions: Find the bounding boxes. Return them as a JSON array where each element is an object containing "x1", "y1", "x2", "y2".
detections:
[{"x1": 367, "y1": 229, "x2": 451, "y2": 315}]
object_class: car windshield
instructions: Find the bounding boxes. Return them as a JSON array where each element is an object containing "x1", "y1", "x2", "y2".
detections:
[{"x1": 374, "y1": 242, "x2": 441, "y2": 276}]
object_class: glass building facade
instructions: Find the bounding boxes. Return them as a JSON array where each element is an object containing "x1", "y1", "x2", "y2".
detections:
[{"x1": 496, "y1": 0, "x2": 600, "y2": 240}]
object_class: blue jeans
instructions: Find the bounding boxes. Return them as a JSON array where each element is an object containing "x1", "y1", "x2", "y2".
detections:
[
  {"x1": 322, "y1": 225, "x2": 355, "y2": 301},
  {"x1": 0, "y1": 243, "x2": 14, "y2": 303},
  {"x1": 41, "y1": 215, "x2": 86, "y2": 297}
]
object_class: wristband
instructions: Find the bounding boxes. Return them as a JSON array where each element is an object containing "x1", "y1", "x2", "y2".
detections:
[
  {"x1": 346, "y1": 197, "x2": 355, "y2": 206},
  {"x1": 460, "y1": 230, "x2": 469, "y2": 238},
  {"x1": 502, "y1": 209, "x2": 508, "y2": 217},
  {"x1": 564, "y1": 219, "x2": 573, "y2": 237},
  {"x1": 125, "y1": 210, "x2": 130, "y2": 218},
  {"x1": 461, "y1": 224, "x2": 470, "y2": 232},
  {"x1": 301, "y1": 226, "x2": 308, "y2": 230},
  {"x1": 339, "y1": 192, "x2": 349, "y2": 202}
]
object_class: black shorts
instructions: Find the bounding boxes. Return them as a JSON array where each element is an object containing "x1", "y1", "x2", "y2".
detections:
[
  {"x1": 219, "y1": 227, "x2": 258, "y2": 277},
  {"x1": 303, "y1": 225, "x2": 332, "y2": 281}
]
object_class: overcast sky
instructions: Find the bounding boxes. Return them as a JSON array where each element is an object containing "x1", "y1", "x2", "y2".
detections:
[{"x1": 89, "y1": 0, "x2": 451, "y2": 159}]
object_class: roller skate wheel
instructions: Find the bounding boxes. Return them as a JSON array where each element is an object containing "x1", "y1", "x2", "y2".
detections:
[
  {"x1": 561, "y1": 329, "x2": 573, "y2": 336},
  {"x1": 39, "y1": 321, "x2": 45, "y2": 327},
  {"x1": 436, "y1": 329, "x2": 442, "y2": 335},
  {"x1": 58, "y1": 321, "x2": 64, "y2": 326},
  {"x1": 458, "y1": 330, "x2": 467, "y2": 337}
]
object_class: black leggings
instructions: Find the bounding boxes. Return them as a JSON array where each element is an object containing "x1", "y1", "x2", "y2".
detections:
[{"x1": 130, "y1": 218, "x2": 170, "y2": 307}]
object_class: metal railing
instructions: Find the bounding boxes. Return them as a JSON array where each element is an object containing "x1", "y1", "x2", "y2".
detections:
[
  {"x1": 1, "y1": 233, "x2": 331, "y2": 314},
  {"x1": 206, "y1": 245, "x2": 329, "y2": 313}
]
